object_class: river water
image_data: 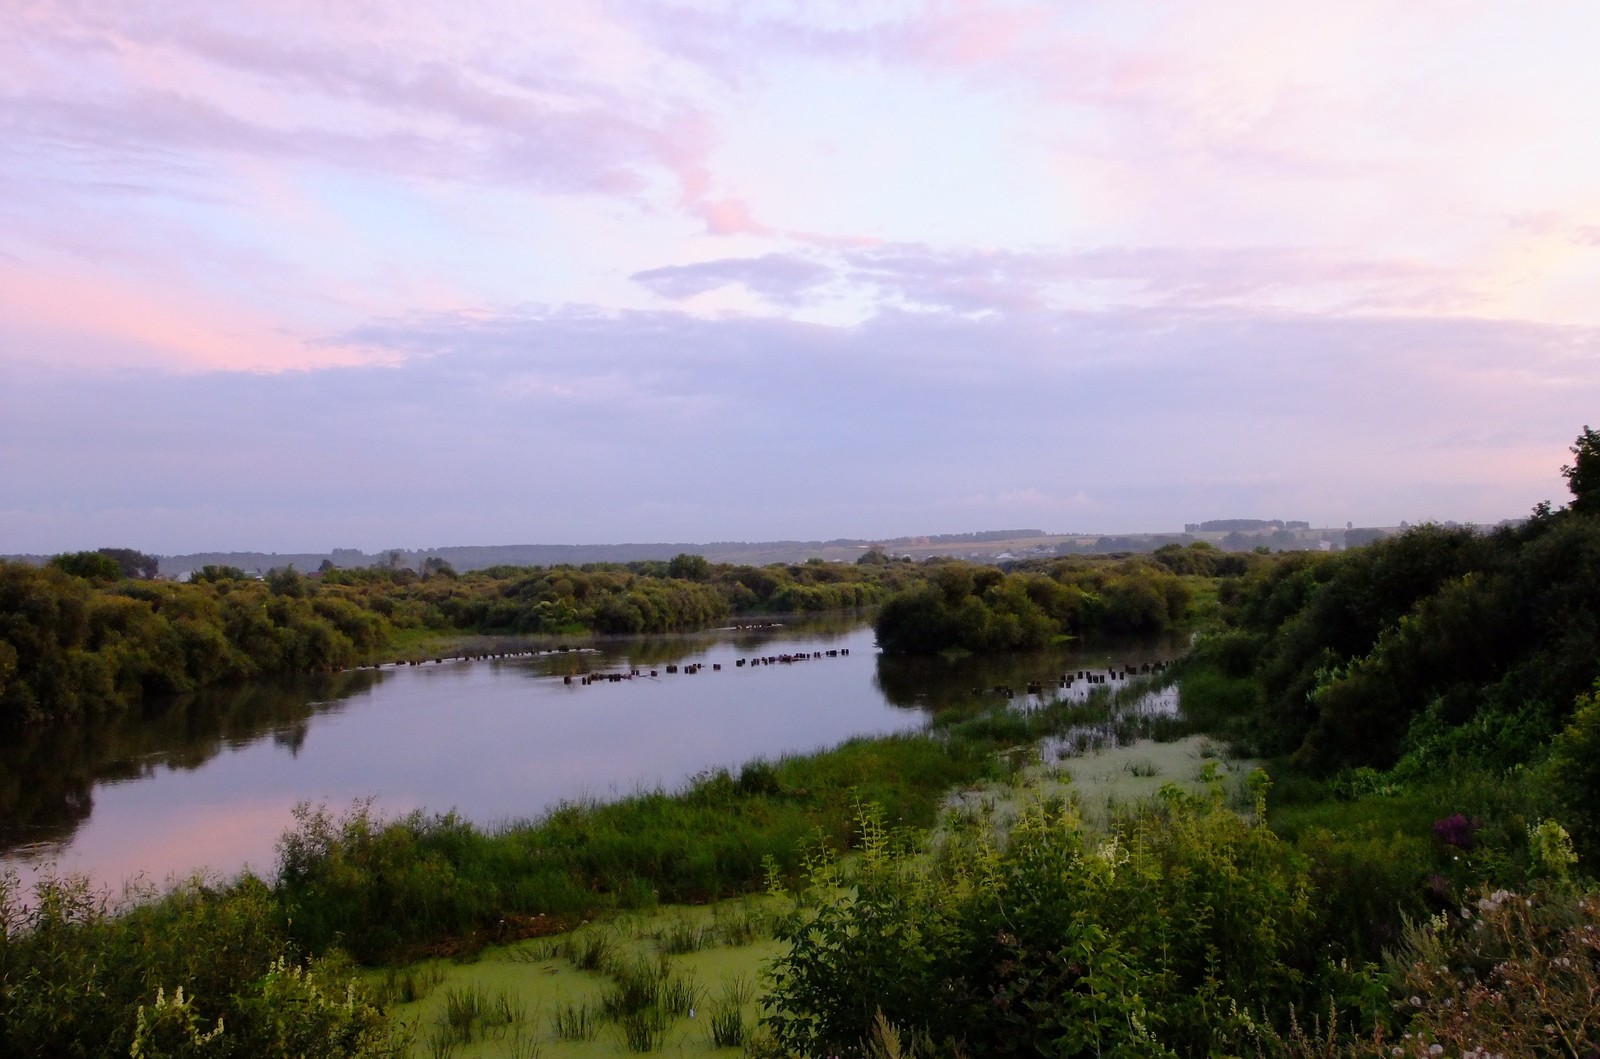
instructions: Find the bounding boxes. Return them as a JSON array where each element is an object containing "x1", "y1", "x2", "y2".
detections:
[{"x1": 0, "y1": 616, "x2": 1183, "y2": 893}]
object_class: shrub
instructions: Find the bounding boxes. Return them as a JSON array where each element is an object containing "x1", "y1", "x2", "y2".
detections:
[{"x1": 764, "y1": 788, "x2": 1326, "y2": 1057}]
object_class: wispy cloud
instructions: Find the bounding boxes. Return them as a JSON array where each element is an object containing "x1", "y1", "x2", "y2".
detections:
[{"x1": 630, "y1": 253, "x2": 833, "y2": 303}]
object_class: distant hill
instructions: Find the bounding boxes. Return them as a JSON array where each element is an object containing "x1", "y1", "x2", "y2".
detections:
[{"x1": 7, "y1": 524, "x2": 1513, "y2": 577}]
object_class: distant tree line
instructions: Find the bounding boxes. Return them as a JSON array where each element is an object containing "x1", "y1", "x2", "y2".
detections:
[
  {"x1": 897, "y1": 528, "x2": 1048, "y2": 544},
  {"x1": 318, "y1": 553, "x2": 915, "y2": 636},
  {"x1": 0, "y1": 553, "x2": 920, "y2": 726}
]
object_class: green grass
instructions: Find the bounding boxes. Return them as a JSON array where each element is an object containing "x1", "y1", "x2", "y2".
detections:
[{"x1": 380, "y1": 900, "x2": 782, "y2": 1058}]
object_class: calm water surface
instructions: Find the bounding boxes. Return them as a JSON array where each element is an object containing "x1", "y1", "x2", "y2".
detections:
[{"x1": 0, "y1": 617, "x2": 1182, "y2": 892}]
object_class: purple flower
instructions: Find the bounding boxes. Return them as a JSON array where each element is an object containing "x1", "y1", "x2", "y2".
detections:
[{"x1": 1433, "y1": 814, "x2": 1481, "y2": 850}]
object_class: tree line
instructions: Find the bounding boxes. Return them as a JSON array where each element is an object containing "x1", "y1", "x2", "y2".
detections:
[{"x1": 0, "y1": 553, "x2": 923, "y2": 727}]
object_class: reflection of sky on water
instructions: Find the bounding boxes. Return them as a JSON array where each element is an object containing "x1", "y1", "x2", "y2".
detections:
[
  {"x1": 4, "y1": 623, "x2": 918, "y2": 892},
  {"x1": 3, "y1": 621, "x2": 1186, "y2": 895}
]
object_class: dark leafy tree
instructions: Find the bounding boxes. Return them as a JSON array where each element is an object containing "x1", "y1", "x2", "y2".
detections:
[
  {"x1": 49, "y1": 551, "x2": 123, "y2": 581},
  {"x1": 1564, "y1": 424, "x2": 1600, "y2": 516},
  {"x1": 418, "y1": 556, "x2": 456, "y2": 579},
  {"x1": 94, "y1": 548, "x2": 160, "y2": 579},
  {"x1": 667, "y1": 552, "x2": 711, "y2": 581},
  {"x1": 192, "y1": 565, "x2": 251, "y2": 584},
  {"x1": 266, "y1": 566, "x2": 310, "y2": 598}
]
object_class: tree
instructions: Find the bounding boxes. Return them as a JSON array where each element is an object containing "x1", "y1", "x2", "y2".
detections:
[
  {"x1": 94, "y1": 548, "x2": 160, "y2": 579},
  {"x1": 267, "y1": 565, "x2": 309, "y2": 598},
  {"x1": 49, "y1": 551, "x2": 122, "y2": 580},
  {"x1": 419, "y1": 556, "x2": 456, "y2": 579},
  {"x1": 193, "y1": 565, "x2": 250, "y2": 583},
  {"x1": 667, "y1": 552, "x2": 710, "y2": 581},
  {"x1": 1563, "y1": 424, "x2": 1600, "y2": 516}
]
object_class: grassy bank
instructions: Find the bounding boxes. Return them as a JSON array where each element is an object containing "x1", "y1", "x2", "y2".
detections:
[
  {"x1": 376, "y1": 901, "x2": 784, "y2": 1059},
  {"x1": 277, "y1": 729, "x2": 1005, "y2": 964}
]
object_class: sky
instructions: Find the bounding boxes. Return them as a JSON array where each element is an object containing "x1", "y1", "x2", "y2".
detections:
[{"x1": 4, "y1": 0, "x2": 1599, "y2": 554}]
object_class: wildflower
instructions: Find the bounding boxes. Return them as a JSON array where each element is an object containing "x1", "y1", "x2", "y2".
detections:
[
  {"x1": 1433, "y1": 813, "x2": 1481, "y2": 849},
  {"x1": 1477, "y1": 889, "x2": 1514, "y2": 913}
]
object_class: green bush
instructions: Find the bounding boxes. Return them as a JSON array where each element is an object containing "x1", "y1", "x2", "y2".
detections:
[
  {"x1": 0, "y1": 868, "x2": 403, "y2": 1059},
  {"x1": 764, "y1": 786, "x2": 1329, "y2": 1057},
  {"x1": 1542, "y1": 682, "x2": 1600, "y2": 861}
]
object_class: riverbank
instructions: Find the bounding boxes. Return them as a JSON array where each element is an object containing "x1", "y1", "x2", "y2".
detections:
[{"x1": 375, "y1": 732, "x2": 1254, "y2": 1059}]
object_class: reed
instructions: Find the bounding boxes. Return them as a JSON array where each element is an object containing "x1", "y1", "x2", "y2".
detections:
[
  {"x1": 616, "y1": 1008, "x2": 667, "y2": 1052},
  {"x1": 705, "y1": 976, "x2": 754, "y2": 1049},
  {"x1": 601, "y1": 956, "x2": 667, "y2": 1018},
  {"x1": 563, "y1": 929, "x2": 617, "y2": 973},
  {"x1": 655, "y1": 915, "x2": 711, "y2": 954},
  {"x1": 375, "y1": 962, "x2": 445, "y2": 1004},
  {"x1": 712, "y1": 899, "x2": 771, "y2": 946},
  {"x1": 660, "y1": 970, "x2": 700, "y2": 1018},
  {"x1": 550, "y1": 1000, "x2": 599, "y2": 1041},
  {"x1": 436, "y1": 985, "x2": 524, "y2": 1046}
]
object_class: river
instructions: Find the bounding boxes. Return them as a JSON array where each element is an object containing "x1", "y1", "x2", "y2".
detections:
[{"x1": 0, "y1": 616, "x2": 1183, "y2": 893}]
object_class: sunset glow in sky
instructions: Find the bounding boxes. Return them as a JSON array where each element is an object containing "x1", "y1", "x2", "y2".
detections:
[{"x1": 5, "y1": 0, "x2": 1599, "y2": 552}]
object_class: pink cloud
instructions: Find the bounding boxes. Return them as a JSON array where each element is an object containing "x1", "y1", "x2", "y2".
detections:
[
  {"x1": 1510, "y1": 211, "x2": 1600, "y2": 247},
  {"x1": 697, "y1": 195, "x2": 771, "y2": 235},
  {"x1": 0, "y1": 258, "x2": 374, "y2": 372},
  {"x1": 5, "y1": 1, "x2": 721, "y2": 201}
]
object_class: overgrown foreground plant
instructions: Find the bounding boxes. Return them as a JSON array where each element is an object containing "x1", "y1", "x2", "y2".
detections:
[
  {"x1": 1383, "y1": 885, "x2": 1600, "y2": 1058},
  {"x1": 763, "y1": 782, "x2": 1335, "y2": 1058},
  {"x1": 0, "y1": 869, "x2": 407, "y2": 1058}
]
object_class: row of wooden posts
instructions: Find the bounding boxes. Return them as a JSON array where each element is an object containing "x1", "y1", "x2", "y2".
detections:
[
  {"x1": 562, "y1": 648, "x2": 851, "y2": 685},
  {"x1": 980, "y1": 660, "x2": 1170, "y2": 699}
]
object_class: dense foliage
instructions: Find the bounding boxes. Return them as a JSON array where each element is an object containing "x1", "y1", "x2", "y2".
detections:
[
  {"x1": 873, "y1": 555, "x2": 1198, "y2": 654},
  {"x1": 766, "y1": 786, "x2": 1329, "y2": 1058},
  {"x1": 0, "y1": 872, "x2": 406, "y2": 1059},
  {"x1": 1180, "y1": 511, "x2": 1600, "y2": 793},
  {"x1": 759, "y1": 433, "x2": 1600, "y2": 1057},
  {"x1": 3, "y1": 547, "x2": 1202, "y2": 726},
  {"x1": 318, "y1": 554, "x2": 909, "y2": 635},
  {"x1": 0, "y1": 563, "x2": 386, "y2": 725},
  {"x1": 272, "y1": 732, "x2": 1000, "y2": 963}
]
